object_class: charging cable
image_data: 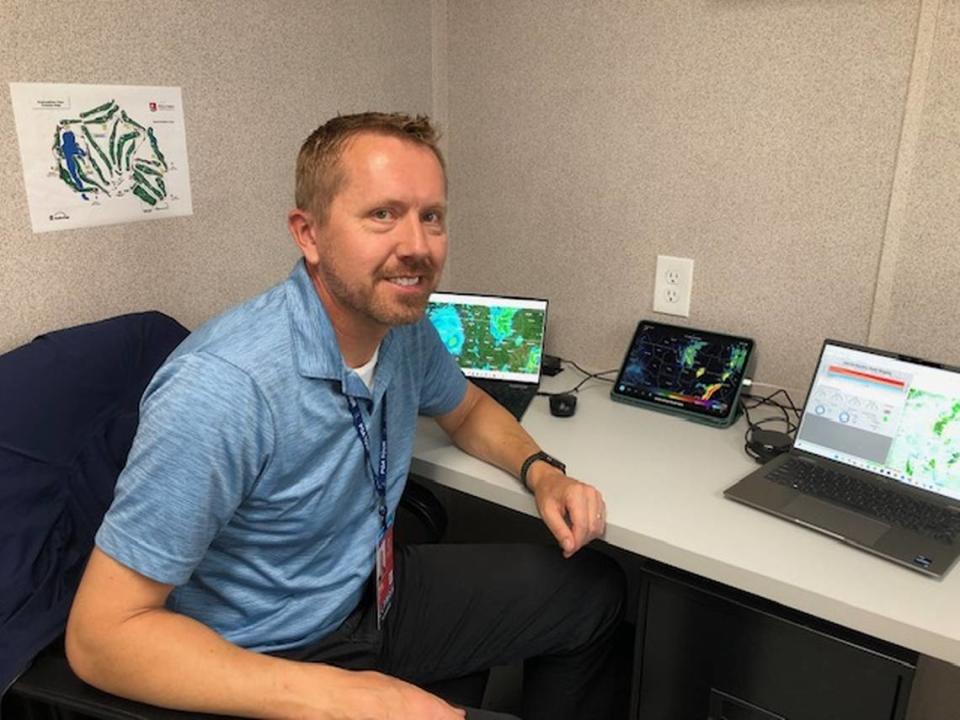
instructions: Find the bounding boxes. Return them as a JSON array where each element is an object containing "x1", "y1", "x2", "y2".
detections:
[{"x1": 739, "y1": 382, "x2": 803, "y2": 464}]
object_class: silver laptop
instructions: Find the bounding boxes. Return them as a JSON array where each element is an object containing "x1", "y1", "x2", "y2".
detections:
[
  {"x1": 725, "y1": 339, "x2": 960, "y2": 577},
  {"x1": 426, "y1": 292, "x2": 548, "y2": 420}
]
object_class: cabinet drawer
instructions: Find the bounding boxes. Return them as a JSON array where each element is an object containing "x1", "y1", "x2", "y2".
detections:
[{"x1": 632, "y1": 564, "x2": 917, "y2": 720}]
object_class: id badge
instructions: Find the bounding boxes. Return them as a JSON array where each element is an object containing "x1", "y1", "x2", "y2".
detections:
[{"x1": 375, "y1": 518, "x2": 395, "y2": 629}]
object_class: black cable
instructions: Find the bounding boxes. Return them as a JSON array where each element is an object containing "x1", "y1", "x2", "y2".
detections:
[
  {"x1": 738, "y1": 386, "x2": 803, "y2": 464},
  {"x1": 741, "y1": 388, "x2": 803, "y2": 418},
  {"x1": 536, "y1": 359, "x2": 618, "y2": 397},
  {"x1": 537, "y1": 362, "x2": 803, "y2": 465},
  {"x1": 741, "y1": 390, "x2": 800, "y2": 434}
]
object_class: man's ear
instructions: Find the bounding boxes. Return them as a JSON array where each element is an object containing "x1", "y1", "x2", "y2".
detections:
[{"x1": 288, "y1": 208, "x2": 321, "y2": 265}]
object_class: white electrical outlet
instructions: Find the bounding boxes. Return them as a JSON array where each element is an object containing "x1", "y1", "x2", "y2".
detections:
[{"x1": 653, "y1": 255, "x2": 694, "y2": 317}]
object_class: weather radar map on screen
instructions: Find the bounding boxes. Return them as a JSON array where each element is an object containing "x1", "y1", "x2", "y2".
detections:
[
  {"x1": 613, "y1": 322, "x2": 753, "y2": 422},
  {"x1": 427, "y1": 293, "x2": 546, "y2": 382}
]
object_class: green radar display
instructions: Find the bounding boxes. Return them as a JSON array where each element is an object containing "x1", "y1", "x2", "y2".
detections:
[{"x1": 427, "y1": 294, "x2": 546, "y2": 377}]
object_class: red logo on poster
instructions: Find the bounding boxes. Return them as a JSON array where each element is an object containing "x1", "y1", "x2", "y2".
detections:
[{"x1": 149, "y1": 102, "x2": 157, "y2": 112}]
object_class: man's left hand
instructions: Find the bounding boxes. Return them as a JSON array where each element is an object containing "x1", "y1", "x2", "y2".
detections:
[{"x1": 528, "y1": 469, "x2": 606, "y2": 558}]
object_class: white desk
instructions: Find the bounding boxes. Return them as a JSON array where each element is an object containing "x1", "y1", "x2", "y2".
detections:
[{"x1": 411, "y1": 377, "x2": 960, "y2": 668}]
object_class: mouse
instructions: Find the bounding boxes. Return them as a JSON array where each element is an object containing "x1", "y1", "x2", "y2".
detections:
[{"x1": 549, "y1": 393, "x2": 577, "y2": 418}]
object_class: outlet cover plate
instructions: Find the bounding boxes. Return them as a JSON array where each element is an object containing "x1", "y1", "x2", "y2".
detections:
[{"x1": 653, "y1": 255, "x2": 694, "y2": 317}]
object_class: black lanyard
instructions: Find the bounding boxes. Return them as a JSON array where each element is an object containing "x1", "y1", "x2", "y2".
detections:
[{"x1": 346, "y1": 395, "x2": 388, "y2": 530}]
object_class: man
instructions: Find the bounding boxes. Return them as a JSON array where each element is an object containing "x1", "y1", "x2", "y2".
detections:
[{"x1": 66, "y1": 113, "x2": 625, "y2": 720}]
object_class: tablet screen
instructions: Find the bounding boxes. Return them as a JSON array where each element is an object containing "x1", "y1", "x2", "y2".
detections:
[{"x1": 611, "y1": 321, "x2": 754, "y2": 424}]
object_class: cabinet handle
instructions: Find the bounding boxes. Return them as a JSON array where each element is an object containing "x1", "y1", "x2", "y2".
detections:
[{"x1": 708, "y1": 688, "x2": 786, "y2": 720}]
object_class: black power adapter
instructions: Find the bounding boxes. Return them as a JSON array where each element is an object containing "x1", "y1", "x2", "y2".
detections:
[
  {"x1": 745, "y1": 428, "x2": 793, "y2": 464},
  {"x1": 541, "y1": 354, "x2": 562, "y2": 377}
]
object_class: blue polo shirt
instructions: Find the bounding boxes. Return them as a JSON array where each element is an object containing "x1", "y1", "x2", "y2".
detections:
[{"x1": 96, "y1": 261, "x2": 467, "y2": 651}]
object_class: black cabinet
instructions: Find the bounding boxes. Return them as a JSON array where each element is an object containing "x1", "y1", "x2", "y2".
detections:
[{"x1": 631, "y1": 563, "x2": 917, "y2": 720}]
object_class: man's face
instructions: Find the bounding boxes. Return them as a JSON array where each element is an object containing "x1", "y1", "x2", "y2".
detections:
[{"x1": 299, "y1": 133, "x2": 448, "y2": 330}]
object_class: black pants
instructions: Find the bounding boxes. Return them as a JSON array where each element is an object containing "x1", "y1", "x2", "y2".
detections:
[{"x1": 277, "y1": 543, "x2": 626, "y2": 720}]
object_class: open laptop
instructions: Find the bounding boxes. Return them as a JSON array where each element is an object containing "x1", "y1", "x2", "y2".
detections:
[
  {"x1": 725, "y1": 339, "x2": 960, "y2": 577},
  {"x1": 426, "y1": 292, "x2": 548, "y2": 421}
]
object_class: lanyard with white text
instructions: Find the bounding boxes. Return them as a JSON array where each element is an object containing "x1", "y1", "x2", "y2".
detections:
[{"x1": 347, "y1": 395, "x2": 388, "y2": 530}]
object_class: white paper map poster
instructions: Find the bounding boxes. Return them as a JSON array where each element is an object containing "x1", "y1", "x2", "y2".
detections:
[{"x1": 9, "y1": 83, "x2": 193, "y2": 233}]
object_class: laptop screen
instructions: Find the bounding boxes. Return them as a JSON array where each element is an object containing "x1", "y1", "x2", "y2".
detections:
[
  {"x1": 794, "y1": 342, "x2": 960, "y2": 502},
  {"x1": 426, "y1": 292, "x2": 548, "y2": 384}
]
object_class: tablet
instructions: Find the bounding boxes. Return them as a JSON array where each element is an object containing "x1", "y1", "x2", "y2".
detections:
[{"x1": 610, "y1": 320, "x2": 755, "y2": 427}]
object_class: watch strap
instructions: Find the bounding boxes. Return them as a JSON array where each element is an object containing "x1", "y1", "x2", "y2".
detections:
[{"x1": 520, "y1": 451, "x2": 566, "y2": 489}]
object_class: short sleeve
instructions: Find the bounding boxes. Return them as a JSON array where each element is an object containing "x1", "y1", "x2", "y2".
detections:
[
  {"x1": 96, "y1": 352, "x2": 275, "y2": 585},
  {"x1": 417, "y1": 322, "x2": 468, "y2": 417}
]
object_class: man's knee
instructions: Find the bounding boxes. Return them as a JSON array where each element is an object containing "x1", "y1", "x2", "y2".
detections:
[
  {"x1": 567, "y1": 547, "x2": 627, "y2": 631},
  {"x1": 518, "y1": 544, "x2": 626, "y2": 647}
]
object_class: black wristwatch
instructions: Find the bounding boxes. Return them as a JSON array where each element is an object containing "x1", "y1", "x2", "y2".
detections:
[{"x1": 520, "y1": 451, "x2": 566, "y2": 489}]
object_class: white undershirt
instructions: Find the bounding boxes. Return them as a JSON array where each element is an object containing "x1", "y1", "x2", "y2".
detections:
[{"x1": 352, "y1": 346, "x2": 380, "y2": 391}]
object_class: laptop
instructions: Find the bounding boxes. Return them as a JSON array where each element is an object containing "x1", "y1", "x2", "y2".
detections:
[
  {"x1": 724, "y1": 339, "x2": 960, "y2": 577},
  {"x1": 426, "y1": 291, "x2": 548, "y2": 420}
]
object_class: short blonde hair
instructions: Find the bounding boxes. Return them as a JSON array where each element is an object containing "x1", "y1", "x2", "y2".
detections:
[{"x1": 295, "y1": 112, "x2": 445, "y2": 225}]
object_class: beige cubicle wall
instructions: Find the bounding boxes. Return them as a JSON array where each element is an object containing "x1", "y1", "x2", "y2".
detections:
[
  {"x1": 877, "y1": 0, "x2": 960, "y2": 363},
  {"x1": 0, "y1": 0, "x2": 438, "y2": 352},
  {"x1": 443, "y1": 0, "x2": 960, "y2": 395}
]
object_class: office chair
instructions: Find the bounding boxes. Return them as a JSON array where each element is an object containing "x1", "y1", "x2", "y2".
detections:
[
  {"x1": 1, "y1": 312, "x2": 478, "y2": 719},
  {"x1": 0, "y1": 311, "x2": 207, "y2": 719}
]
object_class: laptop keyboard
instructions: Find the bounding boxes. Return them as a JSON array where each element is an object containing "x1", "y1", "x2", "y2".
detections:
[
  {"x1": 473, "y1": 379, "x2": 536, "y2": 421},
  {"x1": 767, "y1": 458, "x2": 960, "y2": 545}
]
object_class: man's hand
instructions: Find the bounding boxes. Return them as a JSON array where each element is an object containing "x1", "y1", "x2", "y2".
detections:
[
  {"x1": 527, "y1": 466, "x2": 606, "y2": 558},
  {"x1": 343, "y1": 670, "x2": 467, "y2": 720},
  {"x1": 435, "y1": 383, "x2": 607, "y2": 557}
]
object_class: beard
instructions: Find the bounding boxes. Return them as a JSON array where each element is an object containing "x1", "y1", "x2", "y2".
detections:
[{"x1": 317, "y1": 254, "x2": 440, "y2": 327}]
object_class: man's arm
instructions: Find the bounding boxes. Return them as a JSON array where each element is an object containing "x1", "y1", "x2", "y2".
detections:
[
  {"x1": 66, "y1": 548, "x2": 465, "y2": 720},
  {"x1": 434, "y1": 383, "x2": 606, "y2": 557}
]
